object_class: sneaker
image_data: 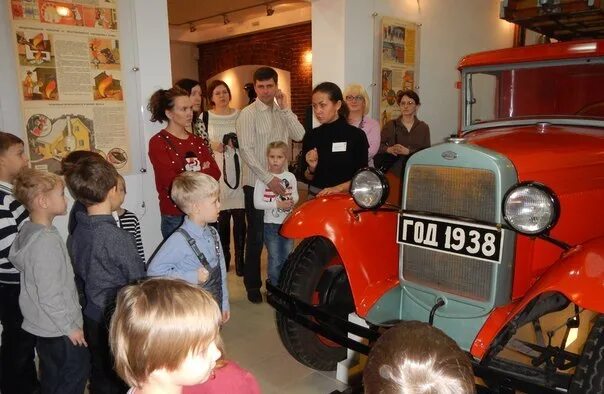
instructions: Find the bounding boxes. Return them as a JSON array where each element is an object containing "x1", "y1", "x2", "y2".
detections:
[{"x1": 247, "y1": 290, "x2": 263, "y2": 304}]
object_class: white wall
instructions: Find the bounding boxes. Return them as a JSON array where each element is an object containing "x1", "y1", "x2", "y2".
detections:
[
  {"x1": 170, "y1": 41, "x2": 199, "y2": 83},
  {"x1": 312, "y1": 0, "x2": 516, "y2": 144},
  {"x1": 312, "y1": 0, "x2": 346, "y2": 87},
  {"x1": 208, "y1": 66, "x2": 291, "y2": 110}
]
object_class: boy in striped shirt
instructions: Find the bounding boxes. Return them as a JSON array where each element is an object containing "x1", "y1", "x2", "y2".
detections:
[
  {"x1": 115, "y1": 175, "x2": 145, "y2": 267},
  {"x1": 0, "y1": 131, "x2": 38, "y2": 393}
]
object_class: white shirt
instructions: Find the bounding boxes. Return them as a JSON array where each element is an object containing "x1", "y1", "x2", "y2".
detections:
[
  {"x1": 208, "y1": 109, "x2": 244, "y2": 210},
  {"x1": 236, "y1": 100, "x2": 305, "y2": 187},
  {"x1": 253, "y1": 171, "x2": 299, "y2": 224}
]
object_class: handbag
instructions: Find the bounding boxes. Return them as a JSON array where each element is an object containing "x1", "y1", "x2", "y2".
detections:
[
  {"x1": 374, "y1": 122, "x2": 404, "y2": 172},
  {"x1": 373, "y1": 152, "x2": 400, "y2": 172}
]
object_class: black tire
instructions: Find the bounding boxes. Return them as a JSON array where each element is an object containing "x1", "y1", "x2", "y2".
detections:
[
  {"x1": 570, "y1": 314, "x2": 604, "y2": 393},
  {"x1": 276, "y1": 236, "x2": 355, "y2": 371}
]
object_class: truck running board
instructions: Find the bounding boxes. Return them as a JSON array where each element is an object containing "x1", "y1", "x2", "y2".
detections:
[{"x1": 266, "y1": 281, "x2": 380, "y2": 355}]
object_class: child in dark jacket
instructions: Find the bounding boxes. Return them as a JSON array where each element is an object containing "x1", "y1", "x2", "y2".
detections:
[
  {"x1": 65, "y1": 156, "x2": 145, "y2": 393},
  {"x1": 10, "y1": 168, "x2": 89, "y2": 394}
]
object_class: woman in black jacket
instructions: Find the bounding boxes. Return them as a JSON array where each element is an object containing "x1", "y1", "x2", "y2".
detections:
[{"x1": 302, "y1": 82, "x2": 369, "y2": 197}]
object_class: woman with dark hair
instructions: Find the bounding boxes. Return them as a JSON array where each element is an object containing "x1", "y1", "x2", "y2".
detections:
[
  {"x1": 174, "y1": 78, "x2": 210, "y2": 146},
  {"x1": 301, "y1": 82, "x2": 369, "y2": 197},
  {"x1": 206, "y1": 80, "x2": 245, "y2": 276},
  {"x1": 377, "y1": 89, "x2": 430, "y2": 178},
  {"x1": 147, "y1": 86, "x2": 220, "y2": 238}
]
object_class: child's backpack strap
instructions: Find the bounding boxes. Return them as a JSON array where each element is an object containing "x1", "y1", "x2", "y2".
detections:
[{"x1": 175, "y1": 228, "x2": 211, "y2": 271}]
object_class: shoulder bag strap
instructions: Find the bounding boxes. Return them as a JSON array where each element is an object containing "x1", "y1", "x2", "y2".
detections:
[
  {"x1": 202, "y1": 111, "x2": 209, "y2": 131},
  {"x1": 222, "y1": 148, "x2": 240, "y2": 190}
]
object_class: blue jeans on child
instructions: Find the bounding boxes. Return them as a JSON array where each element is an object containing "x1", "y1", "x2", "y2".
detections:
[{"x1": 264, "y1": 223, "x2": 293, "y2": 285}]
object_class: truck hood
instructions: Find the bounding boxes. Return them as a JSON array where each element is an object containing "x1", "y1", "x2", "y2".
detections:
[{"x1": 465, "y1": 124, "x2": 604, "y2": 192}]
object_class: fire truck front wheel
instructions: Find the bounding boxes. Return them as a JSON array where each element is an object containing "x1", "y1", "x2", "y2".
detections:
[
  {"x1": 276, "y1": 236, "x2": 355, "y2": 371},
  {"x1": 570, "y1": 314, "x2": 604, "y2": 393}
]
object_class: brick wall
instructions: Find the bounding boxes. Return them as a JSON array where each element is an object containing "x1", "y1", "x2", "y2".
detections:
[{"x1": 197, "y1": 22, "x2": 312, "y2": 125}]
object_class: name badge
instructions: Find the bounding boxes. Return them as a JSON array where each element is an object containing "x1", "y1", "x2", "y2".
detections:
[{"x1": 332, "y1": 142, "x2": 347, "y2": 152}]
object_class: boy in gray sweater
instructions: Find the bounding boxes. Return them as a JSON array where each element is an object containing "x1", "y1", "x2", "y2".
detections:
[
  {"x1": 65, "y1": 156, "x2": 145, "y2": 394},
  {"x1": 10, "y1": 168, "x2": 89, "y2": 394}
]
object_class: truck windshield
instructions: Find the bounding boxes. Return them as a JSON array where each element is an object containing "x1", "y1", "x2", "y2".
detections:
[{"x1": 464, "y1": 61, "x2": 604, "y2": 127}]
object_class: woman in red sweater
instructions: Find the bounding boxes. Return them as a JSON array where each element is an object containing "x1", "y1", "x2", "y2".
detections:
[{"x1": 148, "y1": 86, "x2": 220, "y2": 238}]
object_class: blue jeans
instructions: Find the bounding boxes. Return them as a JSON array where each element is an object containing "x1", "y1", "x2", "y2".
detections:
[
  {"x1": 264, "y1": 223, "x2": 293, "y2": 285},
  {"x1": 161, "y1": 215, "x2": 184, "y2": 239},
  {"x1": 36, "y1": 336, "x2": 90, "y2": 394}
]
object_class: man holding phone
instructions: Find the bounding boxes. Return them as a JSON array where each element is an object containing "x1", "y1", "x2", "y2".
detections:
[{"x1": 236, "y1": 66, "x2": 305, "y2": 304}]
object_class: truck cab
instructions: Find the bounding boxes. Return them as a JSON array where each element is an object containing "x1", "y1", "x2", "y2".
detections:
[{"x1": 268, "y1": 39, "x2": 604, "y2": 393}]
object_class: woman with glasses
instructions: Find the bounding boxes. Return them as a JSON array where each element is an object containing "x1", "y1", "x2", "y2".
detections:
[
  {"x1": 344, "y1": 84, "x2": 380, "y2": 167},
  {"x1": 377, "y1": 89, "x2": 430, "y2": 178}
]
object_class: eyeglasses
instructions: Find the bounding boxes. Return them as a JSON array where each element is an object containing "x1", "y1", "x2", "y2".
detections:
[
  {"x1": 400, "y1": 101, "x2": 416, "y2": 106},
  {"x1": 345, "y1": 95, "x2": 364, "y2": 102}
]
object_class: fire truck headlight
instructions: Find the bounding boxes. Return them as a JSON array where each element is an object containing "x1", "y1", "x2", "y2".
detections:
[
  {"x1": 350, "y1": 168, "x2": 389, "y2": 209},
  {"x1": 503, "y1": 182, "x2": 559, "y2": 236}
]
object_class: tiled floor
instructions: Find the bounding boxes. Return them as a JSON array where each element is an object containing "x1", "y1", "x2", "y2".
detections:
[{"x1": 222, "y1": 259, "x2": 348, "y2": 394}]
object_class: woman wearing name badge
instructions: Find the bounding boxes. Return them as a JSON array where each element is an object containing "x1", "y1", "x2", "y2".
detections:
[{"x1": 301, "y1": 82, "x2": 369, "y2": 198}]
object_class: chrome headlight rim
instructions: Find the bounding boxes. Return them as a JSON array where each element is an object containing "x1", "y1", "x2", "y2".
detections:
[
  {"x1": 350, "y1": 167, "x2": 389, "y2": 209},
  {"x1": 502, "y1": 181, "x2": 560, "y2": 236}
]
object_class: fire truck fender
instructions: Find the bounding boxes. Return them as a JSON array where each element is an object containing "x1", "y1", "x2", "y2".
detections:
[
  {"x1": 280, "y1": 194, "x2": 400, "y2": 316},
  {"x1": 471, "y1": 236, "x2": 604, "y2": 359}
]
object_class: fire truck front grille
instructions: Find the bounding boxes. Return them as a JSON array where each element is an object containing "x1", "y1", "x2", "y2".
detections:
[
  {"x1": 402, "y1": 165, "x2": 496, "y2": 301},
  {"x1": 405, "y1": 166, "x2": 496, "y2": 222}
]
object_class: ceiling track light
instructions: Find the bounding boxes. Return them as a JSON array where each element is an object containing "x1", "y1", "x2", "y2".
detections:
[
  {"x1": 266, "y1": 4, "x2": 275, "y2": 16},
  {"x1": 175, "y1": 2, "x2": 282, "y2": 29}
]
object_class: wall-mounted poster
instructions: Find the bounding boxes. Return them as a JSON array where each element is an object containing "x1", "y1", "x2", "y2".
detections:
[
  {"x1": 9, "y1": 0, "x2": 131, "y2": 174},
  {"x1": 379, "y1": 17, "x2": 420, "y2": 127}
]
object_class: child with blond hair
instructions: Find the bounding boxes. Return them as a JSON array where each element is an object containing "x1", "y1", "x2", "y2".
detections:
[
  {"x1": 110, "y1": 278, "x2": 222, "y2": 394},
  {"x1": 363, "y1": 321, "x2": 476, "y2": 394},
  {"x1": 10, "y1": 168, "x2": 89, "y2": 393},
  {"x1": 148, "y1": 172, "x2": 229, "y2": 322},
  {"x1": 253, "y1": 141, "x2": 299, "y2": 285}
]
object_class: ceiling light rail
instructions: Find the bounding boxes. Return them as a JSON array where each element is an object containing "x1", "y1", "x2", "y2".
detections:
[{"x1": 172, "y1": 1, "x2": 279, "y2": 29}]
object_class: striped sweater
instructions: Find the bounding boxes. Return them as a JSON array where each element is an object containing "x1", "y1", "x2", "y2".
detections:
[
  {"x1": 118, "y1": 209, "x2": 145, "y2": 267},
  {"x1": 0, "y1": 181, "x2": 28, "y2": 284}
]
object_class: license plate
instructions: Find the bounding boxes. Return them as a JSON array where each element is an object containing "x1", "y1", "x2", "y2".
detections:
[{"x1": 397, "y1": 214, "x2": 504, "y2": 263}]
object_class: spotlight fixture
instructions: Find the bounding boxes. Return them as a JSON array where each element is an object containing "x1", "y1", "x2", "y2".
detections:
[
  {"x1": 189, "y1": 23, "x2": 197, "y2": 32},
  {"x1": 266, "y1": 4, "x2": 275, "y2": 16},
  {"x1": 223, "y1": 14, "x2": 230, "y2": 25}
]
